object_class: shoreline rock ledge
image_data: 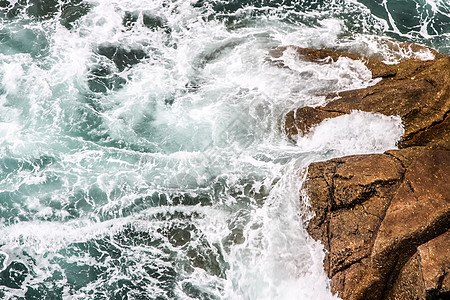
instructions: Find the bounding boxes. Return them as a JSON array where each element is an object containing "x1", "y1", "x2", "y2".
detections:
[{"x1": 278, "y1": 46, "x2": 449, "y2": 299}]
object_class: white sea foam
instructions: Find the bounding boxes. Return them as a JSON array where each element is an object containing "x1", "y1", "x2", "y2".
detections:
[
  {"x1": 223, "y1": 163, "x2": 339, "y2": 300},
  {"x1": 296, "y1": 111, "x2": 404, "y2": 156},
  {"x1": 0, "y1": 0, "x2": 427, "y2": 299}
]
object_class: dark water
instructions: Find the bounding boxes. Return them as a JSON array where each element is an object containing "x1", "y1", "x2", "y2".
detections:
[{"x1": 0, "y1": 0, "x2": 447, "y2": 299}]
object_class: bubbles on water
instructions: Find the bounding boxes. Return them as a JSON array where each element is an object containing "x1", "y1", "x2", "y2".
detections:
[
  {"x1": 0, "y1": 0, "x2": 438, "y2": 299},
  {"x1": 222, "y1": 163, "x2": 339, "y2": 300},
  {"x1": 355, "y1": 0, "x2": 450, "y2": 53},
  {"x1": 0, "y1": 209, "x2": 231, "y2": 299}
]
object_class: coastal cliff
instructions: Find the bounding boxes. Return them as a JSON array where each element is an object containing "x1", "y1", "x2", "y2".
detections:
[{"x1": 278, "y1": 46, "x2": 450, "y2": 299}]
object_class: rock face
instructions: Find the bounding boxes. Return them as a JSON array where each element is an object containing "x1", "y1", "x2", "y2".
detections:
[
  {"x1": 305, "y1": 149, "x2": 450, "y2": 299},
  {"x1": 280, "y1": 46, "x2": 450, "y2": 299}
]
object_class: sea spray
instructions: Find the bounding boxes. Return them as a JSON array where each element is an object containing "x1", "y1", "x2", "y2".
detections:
[{"x1": 0, "y1": 0, "x2": 446, "y2": 299}]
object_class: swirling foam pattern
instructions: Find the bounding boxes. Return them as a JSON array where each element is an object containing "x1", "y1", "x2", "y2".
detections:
[{"x1": 0, "y1": 0, "x2": 441, "y2": 299}]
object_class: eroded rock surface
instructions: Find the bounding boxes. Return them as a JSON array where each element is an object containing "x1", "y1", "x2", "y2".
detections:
[
  {"x1": 305, "y1": 149, "x2": 449, "y2": 299},
  {"x1": 282, "y1": 46, "x2": 450, "y2": 299}
]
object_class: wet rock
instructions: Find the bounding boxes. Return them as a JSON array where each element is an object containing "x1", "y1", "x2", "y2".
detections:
[
  {"x1": 388, "y1": 231, "x2": 450, "y2": 299},
  {"x1": 303, "y1": 148, "x2": 449, "y2": 300},
  {"x1": 305, "y1": 154, "x2": 404, "y2": 278},
  {"x1": 280, "y1": 46, "x2": 450, "y2": 149},
  {"x1": 287, "y1": 46, "x2": 450, "y2": 299}
]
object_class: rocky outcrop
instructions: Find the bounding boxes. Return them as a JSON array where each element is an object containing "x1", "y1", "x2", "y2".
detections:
[
  {"x1": 280, "y1": 46, "x2": 450, "y2": 149},
  {"x1": 279, "y1": 46, "x2": 450, "y2": 299},
  {"x1": 305, "y1": 149, "x2": 449, "y2": 299}
]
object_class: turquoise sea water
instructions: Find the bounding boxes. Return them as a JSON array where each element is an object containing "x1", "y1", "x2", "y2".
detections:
[{"x1": 0, "y1": 0, "x2": 448, "y2": 299}]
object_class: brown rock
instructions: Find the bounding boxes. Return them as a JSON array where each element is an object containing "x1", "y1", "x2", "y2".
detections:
[
  {"x1": 285, "y1": 106, "x2": 344, "y2": 138},
  {"x1": 388, "y1": 250, "x2": 426, "y2": 300},
  {"x1": 332, "y1": 155, "x2": 403, "y2": 209},
  {"x1": 388, "y1": 230, "x2": 450, "y2": 299},
  {"x1": 304, "y1": 148, "x2": 450, "y2": 300},
  {"x1": 270, "y1": 46, "x2": 398, "y2": 79},
  {"x1": 328, "y1": 196, "x2": 387, "y2": 276},
  {"x1": 373, "y1": 150, "x2": 450, "y2": 267},
  {"x1": 279, "y1": 47, "x2": 450, "y2": 149},
  {"x1": 285, "y1": 45, "x2": 450, "y2": 299},
  {"x1": 304, "y1": 153, "x2": 403, "y2": 296},
  {"x1": 418, "y1": 231, "x2": 450, "y2": 297}
]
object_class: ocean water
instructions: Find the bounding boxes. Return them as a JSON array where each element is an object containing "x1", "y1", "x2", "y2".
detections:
[{"x1": 0, "y1": 0, "x2": 447, "y2": 299}]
